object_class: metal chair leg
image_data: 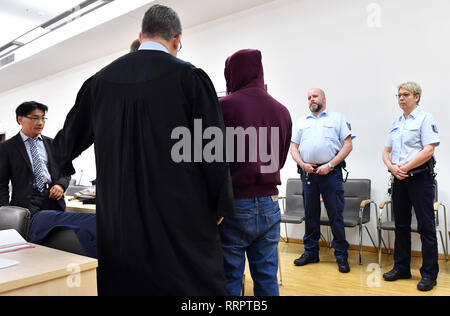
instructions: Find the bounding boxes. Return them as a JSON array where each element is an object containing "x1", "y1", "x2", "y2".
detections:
[
  {"x1": 438, "y1": 230, "x2": 447, "y2": 262},
  {"x1": 320, "y1": 232, "x2": 329, "y2": 247},
  {"x1": 378, "y1": 226, "x2": 382, "y2": 267},
  {"x1": 365, "y1": 226, "x2": 377, "y2": 248},
  {"x1": 283, "y1": 222, "x2": 289, "y2": 243},
  {"x1": 359, "y1": 224, "x2": 363, "y2": 265}
]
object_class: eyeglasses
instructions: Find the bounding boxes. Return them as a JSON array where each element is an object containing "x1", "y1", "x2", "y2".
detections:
[
  {"x1": 25, "y1": 116, "x2": 48, "y2": 122},
  {"x1": 396, "y1": 93, "x2": 412, "y2": 99},
  {"x1": 174, "y1": 34, "x2": 182, "y2": 52}
]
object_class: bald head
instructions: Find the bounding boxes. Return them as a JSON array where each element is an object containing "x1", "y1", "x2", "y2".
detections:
[
  {"x1": 308, "y1": 88, "x2": 326, "y2": 97},
  {"x1": 307, "y1": 88, "x2": 327, "y2": 114}
]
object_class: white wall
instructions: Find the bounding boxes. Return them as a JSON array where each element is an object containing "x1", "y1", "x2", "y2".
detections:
[
  {"x1": 0, "y1": 0, "x2": 449, "y2": 254},
  {"x1": 177, "y1": 0, "x2": 450, "y2": 254},
  {"x1": 0, "y1": 51, "x2": 125, "y2": 185}
]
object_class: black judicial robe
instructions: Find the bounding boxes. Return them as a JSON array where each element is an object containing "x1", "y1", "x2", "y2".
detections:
[{"x1": 52, "y1": 50, "x2": 235, "y2": 296}]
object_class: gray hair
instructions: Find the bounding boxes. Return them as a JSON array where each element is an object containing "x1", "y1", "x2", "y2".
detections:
[{"x1": 142, "y1": 4, "x2": 182, "y2": 41}]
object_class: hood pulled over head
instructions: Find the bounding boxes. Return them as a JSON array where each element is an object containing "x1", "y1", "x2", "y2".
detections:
[{"x1": 225, "y1": 49, "x2": 264, "y2": 94}]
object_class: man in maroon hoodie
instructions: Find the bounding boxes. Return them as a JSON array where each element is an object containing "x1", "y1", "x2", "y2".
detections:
[{"x1": 219, "y1": 49, "x2": 292, "y2": 296}]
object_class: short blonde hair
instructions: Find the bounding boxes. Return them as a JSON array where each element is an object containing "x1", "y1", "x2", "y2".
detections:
[{"x1": 398, "y1": 81, "x2": 422, "y2": 103}]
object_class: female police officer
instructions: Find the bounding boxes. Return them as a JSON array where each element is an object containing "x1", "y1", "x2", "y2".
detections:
[{"x1": 382, "y1": 82, "x2": 440, "y2": 291}]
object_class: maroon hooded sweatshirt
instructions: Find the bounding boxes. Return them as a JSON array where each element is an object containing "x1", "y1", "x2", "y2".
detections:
[{"x1": 220, "y1": 49, "x2": 292, "y2": 199}]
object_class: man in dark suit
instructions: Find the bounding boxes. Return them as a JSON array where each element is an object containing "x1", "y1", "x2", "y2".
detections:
[
  {"x1": 0, "y1": 101, "x2": 97, "y2": 258},
  {"x1": 0, "y1": 101, "x2": 70, "y2": 213}
]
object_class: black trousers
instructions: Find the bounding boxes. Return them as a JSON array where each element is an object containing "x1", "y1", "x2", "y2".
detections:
[
  {"x1": 392, "y1": 172, "x2": 439, "y2": 279},
  {"x1": 29, "y1": 188, "x2": 62, "y2": 215}
]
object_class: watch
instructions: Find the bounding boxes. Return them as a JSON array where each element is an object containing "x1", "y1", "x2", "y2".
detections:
[{"x1": 328, "y1": 162, "x2": 334, "y2": 171}]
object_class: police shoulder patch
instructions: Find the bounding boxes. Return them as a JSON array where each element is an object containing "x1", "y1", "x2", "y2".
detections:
[{"x1": 432, "y1": 124, "x2": 438, "y2": 133}]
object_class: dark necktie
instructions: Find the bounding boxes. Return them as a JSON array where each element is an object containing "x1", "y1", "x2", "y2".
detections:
[{"x1": 29, "y1": 138, "x2": 45, "y2": 192}]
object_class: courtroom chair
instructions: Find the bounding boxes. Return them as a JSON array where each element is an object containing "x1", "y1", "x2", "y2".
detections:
[
  {"x1": 0, "y1": 206, "x2": 31, "y2": 239},
  {"x1": 320, "y1": 179, "x2": 377, "y2": 265},
  {"x1": 377, "y1": 179, "x2": 448, "y2": 267},
  {"x1": 39, "y1": 227, "x2": 87, "y2": 257},
  {"x1": 277, "y1": 178, "x2": 306, "y2": 286},
  {"x1": 280, "y1": 178, "x2": 306, "y2": 243}
]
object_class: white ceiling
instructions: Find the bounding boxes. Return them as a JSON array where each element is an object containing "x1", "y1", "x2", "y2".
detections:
[
  {"x1": 0, "y1": 0, "x2": 84, "y2": 46},
  {"x1": 0, "y1": 0, "x2": 274, "y2": 93}
]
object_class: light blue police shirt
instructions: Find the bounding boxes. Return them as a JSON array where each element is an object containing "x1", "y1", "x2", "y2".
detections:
[
  {"x1": 138, "y1": 41, "x2": 169, "y2": 53},
  {"x1": 292, "y1": 109, "x2": 355, "y2": 164},
  {"x1": 385, "y1": 107, "x2": 440, "y2": 165},
  {"x1": 20, "y1": 131, "x2": 52, "y2": 185}
]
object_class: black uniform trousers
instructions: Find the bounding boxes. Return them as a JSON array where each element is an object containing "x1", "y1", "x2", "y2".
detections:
[{"x1": 392, "y1": 171, "x2": 439, "y2": 280}]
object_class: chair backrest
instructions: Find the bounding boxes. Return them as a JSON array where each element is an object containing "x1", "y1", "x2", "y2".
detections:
[
  {"x1": 343, "y1": 179, "x2": 371, "y2": 222},
  {"x1": 0, "y1": 206, "x2": 31, "y2": 239},
  {"x1": 285, "y1": 178, "x2": 305, "y2": 215}
]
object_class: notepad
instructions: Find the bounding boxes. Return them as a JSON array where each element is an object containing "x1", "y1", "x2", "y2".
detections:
[{"x1": 0, "y1": 229, "x2": 33, "y2": 254}]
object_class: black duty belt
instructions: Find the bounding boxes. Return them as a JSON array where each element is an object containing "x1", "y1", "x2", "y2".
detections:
[
  {"x1": 390, "y1": 157, "x2": 436, "y2": 178},
  {"x1": 408, "y1": 159, "x2": 435, "y2": 177},
  {"x1": 300, "y1": 161, "x2": 349, "y2": 184}
]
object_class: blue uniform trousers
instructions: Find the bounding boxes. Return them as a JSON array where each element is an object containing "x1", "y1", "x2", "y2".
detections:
[
  {"x1": 28, "y1": 210, "x2": 97, "y2": 258},
  {"x1": 301, "y1": 168, "x2": 349, "y2": 260},
  {"x1": 392, "y1": 172, "x2": 439, "y2": 280}
]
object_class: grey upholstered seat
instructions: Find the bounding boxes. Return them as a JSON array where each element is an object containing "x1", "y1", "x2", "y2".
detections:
[
  {"x1": 320, "y1": 179, "x2": 377, "y2": 265},
  {"x1": 0, "y1": 206, "x2": 31, "y2": 239},
  {"x1": 280, "y1": 178, "x2": 305, "y2": 239}
]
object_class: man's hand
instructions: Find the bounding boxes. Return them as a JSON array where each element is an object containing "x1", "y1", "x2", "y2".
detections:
[
  {"x1": 390, "y1": 164, "x2": 409, "y2": 180},
  {"x1": 49, "y1": 184, "x2": 65, "y2": 200},
  {"x1": 303, "y1": 163, "x2": 318, "y2": 174},
  {"x1": 315, "y1": 164, "x2": 331, "y2": 175}
]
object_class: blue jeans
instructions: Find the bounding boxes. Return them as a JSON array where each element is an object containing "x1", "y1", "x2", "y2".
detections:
[{"x1": 219, "y1": 196, "x2": 281, "y2": 296}]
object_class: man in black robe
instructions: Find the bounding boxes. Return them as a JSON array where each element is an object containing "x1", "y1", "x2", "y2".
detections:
[{"x1": 52, "y1": 4, "x2": 234, "y2": 296}]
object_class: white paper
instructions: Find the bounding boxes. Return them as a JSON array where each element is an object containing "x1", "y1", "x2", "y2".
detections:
[
  {"x1": 0, "y1": 258, "x2": 19, "y2": 269},
  {"x1": 0, "y1": 229, "x2": 29, "y2": 254},
  {"x1": 0, "y1": 244, "x2": 31, "y2": 254}
]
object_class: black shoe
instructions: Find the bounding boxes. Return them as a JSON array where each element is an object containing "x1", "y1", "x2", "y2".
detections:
[
  {"x1": 417, "y1": 278, "x2": 437, "y2": 292},
  {"x1": 337, "y1": 258, "x2": 350, "y2": 273},
  {"x1": 293, "y1": 254, "x2": 320, "y2": 266},
  {"x1": 383, "y1": 269, "x2": 412, "y2": 281}
]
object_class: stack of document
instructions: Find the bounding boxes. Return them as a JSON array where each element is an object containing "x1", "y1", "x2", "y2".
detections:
[
  {"x1": 74, "y1": 185, "x2": 96, "y2": 199},
  {"x1": 0, "y1": 229, "x2": 33, "y2": 254}
]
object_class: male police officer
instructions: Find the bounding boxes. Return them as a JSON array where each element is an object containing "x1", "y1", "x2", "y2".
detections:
[
  {"x1": 291, "y1": 88, "x2": 354, "y2": 273},
  {"x1": 382, "y1": 82, "x2": 440, "y2": 291}
]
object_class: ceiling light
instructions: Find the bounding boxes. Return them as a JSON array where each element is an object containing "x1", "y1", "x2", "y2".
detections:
[
  {"x1": 43, "y1": 0, "x2": 113, "y2": 31},
  {"x1": 0, "y1": 43, "x2": 21, "y2": 59},
  {"x1": 15, "y1": 27, "x2": 51, "y2": 45}
]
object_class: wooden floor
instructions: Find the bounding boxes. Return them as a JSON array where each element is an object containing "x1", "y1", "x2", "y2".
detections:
[{"x1": 243, "y1": 242, "x2": 450, "y2": 296}]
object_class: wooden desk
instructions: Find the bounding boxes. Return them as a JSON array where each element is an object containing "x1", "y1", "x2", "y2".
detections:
[
  {"x1": 65, "y1": 196, "x2": 96, "y2": 214},
  {"x1": 0, "y1": 244, "x2": 98, "y2": 296}
]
